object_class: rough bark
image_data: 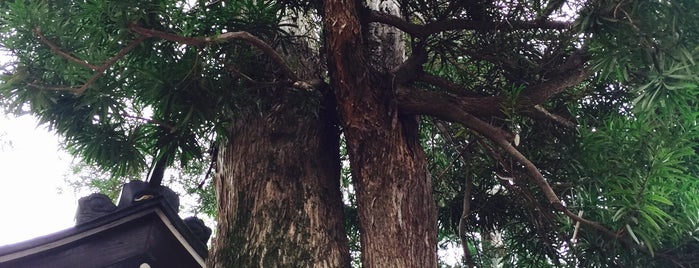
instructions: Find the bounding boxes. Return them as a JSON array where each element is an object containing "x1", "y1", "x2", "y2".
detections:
[
  {"x1": 209, "y1": 89, "x2": 350, "y2": 267},
  {"x1": 324, "y1": 0, "x2": 438, "y2": 267},
  {"x1": 366, "y1": 0, "x2": 406, "y2": 72}
]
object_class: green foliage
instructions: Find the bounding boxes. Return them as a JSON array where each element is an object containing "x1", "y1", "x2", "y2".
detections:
[
  {"x1": 0, "y1": 0, "x2": 290, "y2": 177},
  {"x1": 573, "y1": 111, "x2": 699, "y2": 260}
]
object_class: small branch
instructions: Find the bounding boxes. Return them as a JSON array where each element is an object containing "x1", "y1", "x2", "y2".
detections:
[
  {"x1": 571, "y1": 210, "x2": 583, "y2": 245},
  {"x1": 34, "y1": 28, "x2": 98, "y2": 70},
  {"x1": 73, "y1": 74, "x2": 103, "y2": 96},
  {"x1": 121, "y1": 113, "x2": 175, "y2": 131},
  {"x1": 213, "y1": 32, "x2": 300, "y2": 82},
  {"x1": 98, "y1": 36, "x2": 147, "y2": 72},
  {"x1": 368, "y1": 10, "x2": 572, "y2": 39},
  {"x1": 129, "y1": 24, "x2": 300, "y2": 82},
  {"x1": 459, "y1": 170, "x2": 474, "y2": 268},
  {"x1": 483, "y1": 122, "x2": 627, "y2": 242},
  {"x1": 418, "y1": 74, "x2": 474, "y2": 95},
  {"x1": 34, "y1": 28, "x2": 146, "y2": 96},
  {"x1": 26, "y1": 81, "x2": 79, "y2": 92},
  {"x1": 533, "y1": 105, "x2": 576, "y2": 129},
  {"x1": 198, "y1": 144, "x2": 218, "y2": 189},
  {"x1": 74, "y1": 36, "x2": 147, "y2": 96},
  {"x1": 432, "y1": 120, "x2": 474, "y2": 267},
  {"x1": 226, "y1": 65, "x2": 257, "y2": 83},
  {"x1": 424, "y1": 19, "x2": 572, "y2": 36}
]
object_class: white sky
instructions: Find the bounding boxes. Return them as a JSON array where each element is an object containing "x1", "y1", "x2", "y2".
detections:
[{"x1": 0, "y1": 114, "x2": 77, "y2": 246}]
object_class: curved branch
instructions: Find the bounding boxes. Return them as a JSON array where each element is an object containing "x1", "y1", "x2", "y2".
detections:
[
  {"x1": 396, "y1": 85, "x2": 513, "y2": 140},
  {"x1": 129, "y1": 24, "x2": 301, "y2": 82},
  {"x1": 368, "y1": 10, "x2": 572, "y2": 39},
  {"x1": 397, "y1": 85, "x2": 624, "y2": 242}
]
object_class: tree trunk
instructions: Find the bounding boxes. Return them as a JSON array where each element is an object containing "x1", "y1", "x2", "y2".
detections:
[
  {"x1": 208, "y1": 89, "x2": 350, "y2": 267},
  {"x1": 324, "y1": 1, "x2": 438, "y2": 267}
]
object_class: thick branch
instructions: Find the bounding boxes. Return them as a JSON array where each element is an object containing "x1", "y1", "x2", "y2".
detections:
[
  {"x1": 391, "y1": 43, "x2": 427, "y2": 84},
  {"x1": 129, "y1": 24, "x2": 300, "y2": 82},
  {"x1": 396, "y1": 86, "x2": 502, "y2": 118},
  {"x1": 518, "y1": 67, "x2": 591, "y2": 108},
  {"x1": 397, "y1": 86, "x2": 513, "y2": 141},
  {"x1": 369, "y1": 11, "x2": 571, "y2": 39},
  {"x1": 402, "y1": 57, "x2": 590, "y2": 118}
]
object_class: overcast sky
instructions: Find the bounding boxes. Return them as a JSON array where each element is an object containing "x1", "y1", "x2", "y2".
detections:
[{"x1": 0, "y1": 114, "x2": 78, "y2": 246}]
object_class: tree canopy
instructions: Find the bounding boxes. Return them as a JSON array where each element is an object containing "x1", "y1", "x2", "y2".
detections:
[{"x1": 2, "y1": 0, "x2": 699, "y2": 267}]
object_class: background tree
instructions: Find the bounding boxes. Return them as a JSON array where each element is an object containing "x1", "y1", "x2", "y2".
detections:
[{"x1": 2, "y1": 0, "x2": 699, "y2": 267}]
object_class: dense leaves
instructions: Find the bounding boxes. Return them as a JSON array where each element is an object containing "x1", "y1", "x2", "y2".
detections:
[{"x1": 0, "y1": 0, "x2": 293, "y2": 178}]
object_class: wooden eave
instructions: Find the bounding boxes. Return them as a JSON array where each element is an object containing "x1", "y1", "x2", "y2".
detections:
[{"x1": 0, "y1": 197, "x2": 207, "y2": 268}]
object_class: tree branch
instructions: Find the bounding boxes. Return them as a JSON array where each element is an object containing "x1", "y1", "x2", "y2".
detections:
[
  {"x1": 537, "y1": 0, "x2": 569, "y2": 22},
  {"x1": 129, "y1": 24, "x2": 301, "y2": 82},
  {"x1": 26, "y1": 81, "x2": 78, "y2": 92},
  {"x1": 74, "y1": 36, "x2": 147, "y2": 96},
  {"x1": 397, "y1": 85, "x2": 627, "y2": 246},
  {"x1": 399, "y1": 54, "x2": 590, "y2": 118},
  {"x1": 397, "y1": 85, "x2": 514, "y2": 141},
  {"x1": 369, "y1": 10, "x2": 572, "y2": 39},
  {"x1": 533, "y1": 105, "x2": 577, "y2": 129},
  {"x1": 391, "y1": 43, "x2": 427, "y2": 84},
  {"x1": 34, "y1": 29, "x2": 146, "y2": 96},
  {"x1": 474, "y1": 116, "x2": 632, "y2": 245},
  {"x1": 432, "y1": 120, "x2": 475, "y2": 266},
  {"x1": 396, "y1": 85, "x2": 503, "y2": 118},
  {"x1": 517, "y1": 67, "x2": 591, "y2": 108},
  {"x1": 417, "y1": 74, "x2": 478, "y2": 96},
  {"x1": 34, "y1": 28, "x2": 98, "y2": 70}
]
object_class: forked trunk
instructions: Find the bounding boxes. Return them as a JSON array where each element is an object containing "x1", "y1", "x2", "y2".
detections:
[
  {"x1": 324, "y1": 0, "x2": 438, "y2": 267},
  {"x1": 208, "y1": 90, "x2": 350, "y2": 267}
]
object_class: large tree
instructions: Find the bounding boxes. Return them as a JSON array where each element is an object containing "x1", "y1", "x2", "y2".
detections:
[{"x1": 2, "y1": 0, "x2": 699, "y2": 267}]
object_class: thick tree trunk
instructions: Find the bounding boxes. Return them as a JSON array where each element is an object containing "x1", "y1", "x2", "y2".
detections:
[
  {"x1": 208, "y1": 89, "x2": 350, "y2": 267},
  {"x1": 324, "y1": 1, "x2": 438, "y2": 267}
]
